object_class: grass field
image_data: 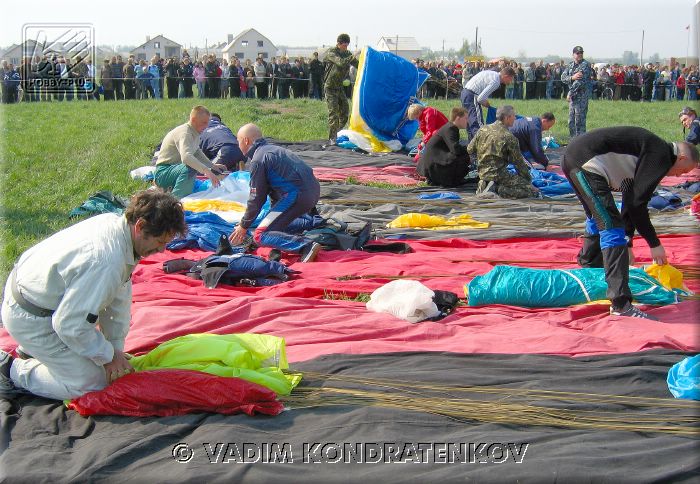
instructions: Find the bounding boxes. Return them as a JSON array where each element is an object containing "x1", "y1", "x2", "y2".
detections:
[{"x1": 0, "y1": 97, "x2": 691, "y2": 281}]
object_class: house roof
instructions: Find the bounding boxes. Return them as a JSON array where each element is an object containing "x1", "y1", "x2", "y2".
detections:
[
  {"x1": 132, "y1": 34, "x2": 182, "y2": 51},
  {"x1": 221, "y1": 28, "x2": 275, "y2": 52},
  {"x1": 377, "y1": 36, "x2": 421, "y2": 52}
]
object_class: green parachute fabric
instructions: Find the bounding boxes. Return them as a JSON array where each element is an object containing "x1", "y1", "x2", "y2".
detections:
[
  {"x1": 130, "y1": 333, "x2": 301, "y2": 395},
  {"x1": 466, "y1": 265, "x2": 684, "y2": 308}
]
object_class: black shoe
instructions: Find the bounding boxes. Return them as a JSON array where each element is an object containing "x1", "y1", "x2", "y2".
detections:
[
  {"x1": 0, "y1": 350, "x2": 21, "y2": 399},
  {"x1": 610, "y1": 302, "x2": 658, "y2": 321},
  {"x1": 299, "y1": 242, "x2": 321, "y2": 263}
]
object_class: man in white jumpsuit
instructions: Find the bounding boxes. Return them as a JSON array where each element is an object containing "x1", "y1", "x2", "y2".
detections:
[{"x1": 0, "y1": 190, "x2": 187, "y2": 400}]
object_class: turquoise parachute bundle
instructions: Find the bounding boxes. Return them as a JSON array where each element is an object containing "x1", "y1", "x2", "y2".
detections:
[
  {"x1": 346, "y1": 46, "x2": 428, "y2": 152},
  {"x1": 466, "y1": 265, "x2": 682, "y2": 308}
]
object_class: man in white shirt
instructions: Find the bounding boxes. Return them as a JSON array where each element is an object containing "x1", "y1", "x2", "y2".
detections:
[
  {"x1": 0, "y1": 190, "x2": 187, "y2": 400},
  {"x1": 460, "y1": 67, "x2": 515, "y2": 141}
]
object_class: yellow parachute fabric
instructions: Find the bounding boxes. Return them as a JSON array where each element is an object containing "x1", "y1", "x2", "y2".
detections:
[
  {"x1": 644, "y1": 264, "x2": 687, "y2": 292},
  {"x1": 130, "y1": 333, "x2": 301, "y2": 396},
  {"x1": 387, "y1": 213, "x2": 490, "y2": 230},
  {"x1": 181, "y1": 199, "x2": 246, "y2": 213}
]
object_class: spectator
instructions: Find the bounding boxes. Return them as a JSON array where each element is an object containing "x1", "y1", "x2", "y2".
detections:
[
  {"x1": 101, "y1": 59, "x2": 114, "y2": 101},
  {"x1": 148, "y1": 57, "x2": 161, "y2": 99},
  {"x1": 180, "y1": 57, "x2": 194, "y2": 98},
  {"x1": 123, "y1": 58, "x2": 136, "y2": 100},
  {"x1": 309, "y1": 52, "x2": 323, "y2": 100},
  {"x1": 254, "y1": 57, "x2": 267, "y2": 99},
  {"x1": 193, "y1": 61, "x2": 205, "y2": 98}
]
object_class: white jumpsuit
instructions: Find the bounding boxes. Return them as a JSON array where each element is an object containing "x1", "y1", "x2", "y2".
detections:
[{"x1": 1, "y1": 214, "x2": 135, "y2": 400}]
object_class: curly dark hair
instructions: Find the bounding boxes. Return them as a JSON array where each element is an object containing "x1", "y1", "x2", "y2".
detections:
[{"x1": 125, "y1": 189, "x2": 187, "y2": 238}]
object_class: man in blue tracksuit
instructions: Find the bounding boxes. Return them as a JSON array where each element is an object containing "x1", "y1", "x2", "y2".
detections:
[
  {"x1": 508, "y1": 112, "x2": 556, "y2": 168},
  {"x1": 199, "y1": 113, "x2": 246, "y2": 171},
  {"x1": 229, "y1": 123, "x2": 322, "y2": 262}
]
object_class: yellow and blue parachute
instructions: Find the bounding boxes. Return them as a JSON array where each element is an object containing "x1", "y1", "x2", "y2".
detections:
[{"x1": 345, "y1": 46, "x2": 429, "y2": 152}]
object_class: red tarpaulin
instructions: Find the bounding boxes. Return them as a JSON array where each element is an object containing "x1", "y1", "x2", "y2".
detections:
[{"x1": 4, "y1": 235, "x2": 696, "y2": 362}]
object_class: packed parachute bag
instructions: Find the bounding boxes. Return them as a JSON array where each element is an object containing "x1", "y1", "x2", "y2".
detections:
[
  {"x1": 67, "y1": 333, "x2": 301, "y2": 417},
  {"x1": 465, "y1": 265, "x2": 690, "y2": 308},
  {"x1": 164, "y1": 235, "x2": 297, "y2": 288},
  {"x1": 303, "y1": 218, "x2": 373, "y2": 251}
]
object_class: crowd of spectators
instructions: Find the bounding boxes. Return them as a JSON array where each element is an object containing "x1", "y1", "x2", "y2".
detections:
[
  {"x1": 1, "y1": 50, "x2": 697, "y2": 104},
  {"x1": 416, "y1": 58, "x2": 699, "y2": 102},
  {"x1": 0, "y1": 50, "x2": 346, "y2": 103}
]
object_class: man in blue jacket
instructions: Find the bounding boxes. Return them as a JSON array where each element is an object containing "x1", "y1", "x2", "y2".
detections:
[
  {"x1": 679, "y1": 107, "x2": 699, "y2": 146},
  {"x1": 229, "y1": 123, "x2": 321, "y2": 262},
  {"x1": 509, "y1": 112, "x2": 556, "y2": 168},
  {"x1": 199, "y1": 113, "x2": 246, "y2": 172}
]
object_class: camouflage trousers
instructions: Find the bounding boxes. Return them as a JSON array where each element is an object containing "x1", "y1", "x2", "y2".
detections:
[
  {"x1": 477, "y1": 172, "x2": 534, "y2": 199},
  {"x1": 568, "y1": 96, "x2": 589, "y2": 138},
  {"x1": 325, "y1": 87, "x2": 349, "y2": 140}
]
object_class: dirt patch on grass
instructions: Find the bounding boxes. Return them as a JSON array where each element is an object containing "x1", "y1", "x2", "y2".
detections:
[{"x1": 263, "y1": 103, "x2": 300, "y2": 115}]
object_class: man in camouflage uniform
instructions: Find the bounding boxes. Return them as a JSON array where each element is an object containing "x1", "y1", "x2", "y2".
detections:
[
  {"x1": 323, "y1": 33, "x2": 359, "y2": 143},
  {"x1": 561, "y1": 46, "x2": 592, "y2": 138},
  {"x1": 467, "y1": 105, "x2": 536, "y2": 199}
]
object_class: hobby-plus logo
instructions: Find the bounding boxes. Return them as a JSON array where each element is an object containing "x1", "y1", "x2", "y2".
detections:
[{"x1": 21, "y1": 23, "x2": 96, "y2": 94}]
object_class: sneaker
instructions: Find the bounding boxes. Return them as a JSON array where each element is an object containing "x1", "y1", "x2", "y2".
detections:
[
  {"x1": 0, "y1": 350, "x2": 21, "y2": 399},
  {"x1": 610, "y1": 302, "x2": 658, "y2": 321},
  {"x1": 299, "y1": 242, "x2": 321, "y2": 263}
]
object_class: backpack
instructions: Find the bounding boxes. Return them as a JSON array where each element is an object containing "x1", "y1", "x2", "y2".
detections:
[{"x1": 304, "y1": 219, "x2": 372, "y2": 251}]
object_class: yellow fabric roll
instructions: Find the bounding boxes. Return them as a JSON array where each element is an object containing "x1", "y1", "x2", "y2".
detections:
[
  {"x1": 387, "y1": 213, "x2": 490, "y2": 230},
  {"x1": 182, "y1": 199, "x2": 246, "y2": 213}
]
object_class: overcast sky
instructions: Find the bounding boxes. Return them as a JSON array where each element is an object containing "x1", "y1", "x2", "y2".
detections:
[{"x1": 3, "y1": 0, "x2": 699, "y2": 60}]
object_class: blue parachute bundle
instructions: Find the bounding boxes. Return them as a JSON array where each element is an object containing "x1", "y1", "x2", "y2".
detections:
[
  {"x1": 351, "y1": 46, "x2": 429, "y2": 147},
  {"x1": 466, "y1": 265, "x2": 680, "y2": 308}
]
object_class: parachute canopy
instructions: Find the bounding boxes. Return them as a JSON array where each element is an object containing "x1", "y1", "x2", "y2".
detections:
[{"x1": 347, "y1": 46, "x2": 429, "y2": 152}]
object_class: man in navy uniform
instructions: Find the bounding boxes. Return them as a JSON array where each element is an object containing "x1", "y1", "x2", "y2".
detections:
[{"x1": 561, "y1": 46, "x2": 592, "y2": 138}]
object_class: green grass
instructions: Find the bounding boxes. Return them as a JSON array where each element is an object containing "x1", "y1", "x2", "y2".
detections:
[{"x1": 0, "y1": 97, "x2": 691, "y2": 282}]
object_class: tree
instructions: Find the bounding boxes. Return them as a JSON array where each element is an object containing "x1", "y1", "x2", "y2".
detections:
[
  {"x1": 621, "y1": 51, "x2": 639, "y2": 66},
  {"x1": 457, "y1": 40, "x2": 474, "y2": 58},
  {"x1": 648, "y1": 52, "x2": 660, "y2": 63}
]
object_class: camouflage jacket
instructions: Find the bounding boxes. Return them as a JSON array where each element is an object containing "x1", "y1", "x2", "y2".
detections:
[
  {"x1": 467, "y1": 121, "x2": 531, "y2": 182},
  {"x1": 323, "y1": 47, "x2": 358, "y2": 89},
  {"x1": 561, "y1": 58, "x2": 592, "y2": 99}
]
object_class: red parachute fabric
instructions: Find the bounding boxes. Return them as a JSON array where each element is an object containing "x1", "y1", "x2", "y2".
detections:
[{"x1": 67, "y1": 369, "x2": 284, "y2": 417}]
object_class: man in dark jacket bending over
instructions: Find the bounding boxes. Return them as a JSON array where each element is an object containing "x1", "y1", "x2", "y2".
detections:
[
  {"x1": 562, "y1": 126, "x2": 699, "y2": 320},
  {"x1": 509, "y1": 112, "x2": 556, "y2": 168},
  {"x1": 229, "y1": 123, "x2": 322, "y2": 262},
  {"x1": 417, "y1": 107, "x2": 471, "y2": 187},
  {"x1": 199, "y1": 113, "x2": 246, "y2": 172}
]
